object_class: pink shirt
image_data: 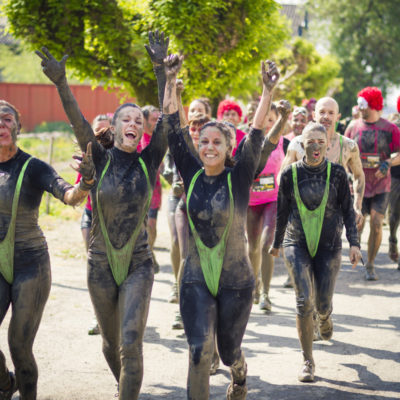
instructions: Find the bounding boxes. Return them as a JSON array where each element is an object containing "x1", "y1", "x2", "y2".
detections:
[
  {"x1": 345, "y1": 118, "x2": 400, "y2": 197},
  {"x1": 232, "y1": 129, "x2": 246, "y2": 156},
  {"x1": 249, "y1": 136, "x2": 285, "y2": 206}
]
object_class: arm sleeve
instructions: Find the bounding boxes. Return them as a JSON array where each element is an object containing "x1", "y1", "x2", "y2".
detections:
[
  {"x1": 232, "y1": 127, "x2": 264, "y2": 188},
  {"x1": 254, "y1": 138, "x2": 278, "y2": 177},
  {"x1": 30, "y1": 158, "x2": 73, "y2": 203},
  {"x1": 272, "y1": 168, "x2": 292, "y2": 248},
  {"x1": 166, "y1": 112, "x2": 202, "y2": 188},
  {"x1": 337, "y1": 166, "x2": 360, "y2": 247}
]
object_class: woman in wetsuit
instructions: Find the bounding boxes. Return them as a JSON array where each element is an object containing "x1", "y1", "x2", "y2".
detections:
[
  {"x1": 269, "y1": 122, "x2": 361, "y2": 382},
  {"x1": 36, "y1": 31, "x2": 170, "y2": 400},
  {"x1": 0, "y1": 100, "x2": 95, "y2": 400},
  {"x1": 165, "y1": 58, "x2": 279, "y2": 399}
]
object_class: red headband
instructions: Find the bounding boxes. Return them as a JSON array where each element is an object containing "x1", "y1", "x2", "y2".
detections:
[
  {"x1": 357, "y1": 87, "x2": 383, "y2": 111},
  {"x1": 217, "y1": 100, "x2": 242, "y2": 120}
]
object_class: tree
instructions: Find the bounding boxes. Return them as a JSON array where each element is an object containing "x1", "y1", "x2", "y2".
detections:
[
  {"x1": 308, "y1": 0, "x2": 400, "y2": 115},
  {"x1": 2, "y1": 0, "x2": 289, "y2": 108},
  {"x1": 273, "y1": 37, "x2": 342, "y2": 107}
]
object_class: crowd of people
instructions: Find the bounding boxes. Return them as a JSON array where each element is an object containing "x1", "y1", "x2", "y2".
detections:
[{"x1": 0, "y1": 30, "x2": 399, "y2": 400}]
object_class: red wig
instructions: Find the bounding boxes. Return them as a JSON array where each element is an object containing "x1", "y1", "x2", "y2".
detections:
[
  {"x1": 217, "y1": 99, "x2": 242, "y2": 121},
  {"x1": 397, "y1": 96, "x2": 400, "y2": 113},
  {"x1": 357, "y1": 87, "x2": 383, "y2": 111}
]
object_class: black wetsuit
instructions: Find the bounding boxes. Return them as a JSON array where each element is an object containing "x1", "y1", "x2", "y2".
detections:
[
  {"x1": 166, "y1": 111, "x2": 264, "y2": 396},
  {"x1": 273, "y1": 159, "x2": 359, "y2": 318},
  {"x1": 0, "y1": 149, "x2": 71, "y2": 398}
]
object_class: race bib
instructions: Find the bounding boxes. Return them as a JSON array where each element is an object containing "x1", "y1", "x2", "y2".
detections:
[
  {"x1": 252, "y1": 174, "x2": 275, "y2": 192},
  {"x1": 361, "y1": 153, "x2": 380, "y2": 169}
]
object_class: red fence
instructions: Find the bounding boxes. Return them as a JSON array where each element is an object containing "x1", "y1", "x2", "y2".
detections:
[{"x1": 0, "y1": 82, "x2": 135, "y2": 132}]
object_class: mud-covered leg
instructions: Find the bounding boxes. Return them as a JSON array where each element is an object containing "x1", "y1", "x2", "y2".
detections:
[
  {"x1": 0, "y1": 277, "x2": 12, "y2": 390},
  {"x1": 118, "y1": 259, "x2": 154, "y2": 400},
  {"x1": 284, "y1": 246, "x2": 315, "y2": 382},
  {"x1": 9, "y1": 251, "x2": 51, "y2": 399},
  {"x1": 88, "y1": 257, "x2": 121, "y2": 381},
  {"x1": 180, "y1": 283, "x2": 216, "y2": 400}
]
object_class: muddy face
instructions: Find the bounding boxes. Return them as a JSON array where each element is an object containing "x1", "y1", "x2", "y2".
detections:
[
  {"x1": 112, "y1": 106, "x2": 144, "y2": 153},
  {"x1": 198, "y1": 126, "x2": 228, "y2": 174},
  {"x1": 302, "y1": 129, "x2": 327, "y2": 166},
  {"x1": 188, "y1": 100, "x2": 207, "y2": 121},
  {"x1": 0, "y1": 106, "x2": 19, "y2": 146}
]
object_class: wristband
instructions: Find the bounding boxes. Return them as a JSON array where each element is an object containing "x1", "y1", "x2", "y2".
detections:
[
  {"x1": 378, "y1": 160, "x2": 390, "y2": 175},
  {"x1": 79, "y1": 179, "x2": 95, "y2": 191}
]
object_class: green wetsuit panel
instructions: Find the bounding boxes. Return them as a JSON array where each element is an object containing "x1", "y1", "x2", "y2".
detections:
[
  {"x1": 186, "y1": 169, "x2": 234, "y2": 296},
  {"x1": 292, "y1": 161, "x2": 331, "y2": 258},
  {"x1": 0, "y1": 157, "x2": 32, "y2": 283},
  {"x1": 96, "y1": 156, "x2": 152, "y2": 286}
]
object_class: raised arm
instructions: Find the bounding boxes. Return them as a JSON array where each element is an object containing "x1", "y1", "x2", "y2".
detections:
[
  {"x1": 163, "y1": 54, "x2": 184, "y2": 115},
  {"x1": 145, "y1": 30, "x2": 169, "y2": 110},
  {"x1": 252, "y1": 60, "x2": 279, "y2": 129},
  {"x1": 35, "y1": 47, "x2": 95, "y2": 153},
  {"x1": 176, "y1": 79, "x2": 188, "y2": 128}
]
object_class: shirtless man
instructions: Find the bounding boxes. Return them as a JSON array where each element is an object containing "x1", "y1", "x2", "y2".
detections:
[{"x1": 280, "y1": 97, "x2": 365, "y2": 227}]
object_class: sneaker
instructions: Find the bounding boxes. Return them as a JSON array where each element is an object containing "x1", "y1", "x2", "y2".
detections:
[
  {"x1": 88, "y1": 322, "x2": 100, "y2": 335},
  {"x1": 298, "y1": 360, "x2": 314, "y2": 383},
  {"x1": 259, "y1": 293, "x2": 272, "y2": 312},
  {"x1": 0, "y1": 372, "x2": 17, "y2": 400},
  {"x1": 226, "y1": 381, "x2": 247, "y2": 400},
  {"x1": 168, "y1": 283, "x2": 179, "y2": 304},
  {"x1": 210, "y1": 351, "x2": 220, "y2": 375},
  {"x1": 283, "y1": 275, "x2": 293, "y2": 288},
  {"x1": 313, "y1": 316, "x2": 322, "y2": 341},
  {"x1": 365, "y1": 264, "x2": 378, "y2": 281},
  {"x1": 253, "y1": 291, "x2": 260, "y2": 305},
  {"x1": 172, "y1": 312, "x2": 184, "y2": 330},
  {"x1": 319, "y1": 316, "x2": 333, "y2": 340},
  {"x1": 388, "y1": 241, "x2": 399, "y2": 262}
]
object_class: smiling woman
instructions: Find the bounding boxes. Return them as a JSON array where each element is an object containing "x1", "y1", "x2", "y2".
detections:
[{"x1": 35, "y1": 30, "x2": 169, "y2": 400}]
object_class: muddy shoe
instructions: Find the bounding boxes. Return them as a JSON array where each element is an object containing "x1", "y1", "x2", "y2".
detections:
[
  {"x1": 259, "y1": 293, "x2": 272, "y2": 312},
  {"x1": 319, "y1": 316, "x2": 333, "y2": 340},
  {"x1": 298, "y1": 360, "x2": 314, "y2": 383},
  {"x1": 168, "y1": 282, "x2": 179, "y2": 304},
  {"x1": 283, "y1": 275, "x2": 293, "y2": 288},
  {"x1": 0, "y1": 372, "x2": 17, "y2": 400},
  {"x1": 226, "y1": 381, "x2": 247, "y2": 400},
  {"x1": 365, "y1": 264, "x2": 378, "y2": 281},
  {"x1": 389, "y1": 240, "x2": 399, "y2": 262},
  {"x1": 172, "y1": 311, "x2": 184, "y2": 330},
  {"x1": 253, "y1": 290, "x2": 260, "y2": 305},
  {"x1": 313, "y1": 317, "x2": 322, "y2": 341},
  {"x1": 210, "y1": 351, "x2": 220, "y2": 375}
]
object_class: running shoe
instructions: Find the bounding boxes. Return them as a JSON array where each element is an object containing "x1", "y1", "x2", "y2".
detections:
[
  {"x1": 259, "y1": 293, "x2": 272, "y2": 312},
  {"x1": 319, "y1": 316, "x2": 333, "y2": 340},
  {"x1": 365, "y1": 264, "x2": 378, "y2": 281},
  {"x1": 172, "y1": 311, "x2": 184, "y2": 330},
  {"x1": 168, "y1": 282, "x2": 179, "y2": 304},
  {"x1": 226, "y1": 381, "x2": 247, "y2": 400},
  {"x1": 298, "y1": 360, "x2": 314, "y2": 382}
]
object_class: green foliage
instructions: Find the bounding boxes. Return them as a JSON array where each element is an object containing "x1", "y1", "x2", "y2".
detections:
[
  {"x1": 2, "y1": 0, "x2": 289, "y2": 106},
  {"x1": 33, "y1": 120, "x2": 73, "y2": 133},
  {"x1": 273, "y1": 37, "x2": 342, "y2": 106},
  {"x1": 308, "y1": 0, "x2": 400, "y2": 115}
]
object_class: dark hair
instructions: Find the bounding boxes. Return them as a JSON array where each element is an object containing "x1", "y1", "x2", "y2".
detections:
[
  {"x1": 270, "y1": 102, "x2": 278, "y2": 118},
  {"x1": 92, "y1": 114, "x2": 112, "y2": 126},
  {"x1": 112, "y1": 103, "x2": 142, "y2": 125},
  {"x1": 199, "y1": 121, "x2": 235, "y2": 167},
  {"x1": 142, "y1": 105, "x2": 158, "y2": 121},
  {"x1": 0, "y1": 100, "x2": 21, "y2": 130}
]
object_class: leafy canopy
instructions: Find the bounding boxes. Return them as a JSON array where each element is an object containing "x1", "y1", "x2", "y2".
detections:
[{"x1": 2, "y1": 0, "x2": 289, "y2": 106}]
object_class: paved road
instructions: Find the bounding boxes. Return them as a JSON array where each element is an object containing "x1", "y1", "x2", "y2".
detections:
[{"x1": 1, "y1": 205, "x2": 399, "y2": 399}]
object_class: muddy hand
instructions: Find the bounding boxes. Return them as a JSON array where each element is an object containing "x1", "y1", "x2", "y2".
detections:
[
  {"x1": 164, "y1": 54, "x2": 184, "y2": 80},
  {"x1": 35, "y1": 47, "x2": 68, "y2": 85},
  {"x1": 72, "y1": 142, "x2": 95, "y2": 182},
  {"x1": 277, "y1": 100, "x2": 291, "y2": 119},
  {"x1": 145, "y1": 30, "x2": 169, "y2": 66},
  {"x1": 349, "y1": 246, "x2": 362, "y2": 269},
  {"x1": 261, "y1": 60, "x2": 280, "y2": 91},
  {"x1": 176, "y1": 79, "x2": 184, "y2": 96}
]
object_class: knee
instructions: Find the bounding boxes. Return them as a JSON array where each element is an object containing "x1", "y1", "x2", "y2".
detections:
[
  {"x1": 219, "y1": 347, "x2": 241, "y2": 367},
  {"x1": 188, "y1": 339, "x2": 212, "y2": 367},
  {"x1": 120, "y1": 332, "x2": 143, "y2": 361},
  {"x1": 9, "y1": 340, "x2": 31, "y2": 365},
  {"x1": 296, "y1": 295, "x2": 314, "y2": 318},
  {"x1": 370, "y1": 216, "x2": 383, "y2": 232}
]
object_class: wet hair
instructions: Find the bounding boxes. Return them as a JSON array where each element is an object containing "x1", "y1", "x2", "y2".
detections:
[
  {"x1": 142, "y1": 105, "x2": 158, "y2": 121},
  {"x1": 269, "y1": 102, "x2": 278, "y2": 118},
  {"x1": 0, "y1": 100, "x2": 21, "y2": 130},
  {"x1": 112, "y1": 103, "x2": 142, "y2": 126},
  {"x1": 199, "y1": 121, "x2": 235, "y2": 167},
  {"x1": 302, "y1": 122, "x2": 327, "y2": 137},
  {"x1": 189, "y1": 112, "x2": 211, "y2": 127},
  {"x1": 191, "y1": 98, "x2": 212, "y2": 117},
  {"x1": 292, "y1": 106, "x2": 308, "y2": 118}
]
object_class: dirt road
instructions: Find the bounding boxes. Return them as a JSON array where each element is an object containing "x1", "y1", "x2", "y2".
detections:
[{"x1": 1, "y1": 203, "x2": 400, "y2": 399}]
